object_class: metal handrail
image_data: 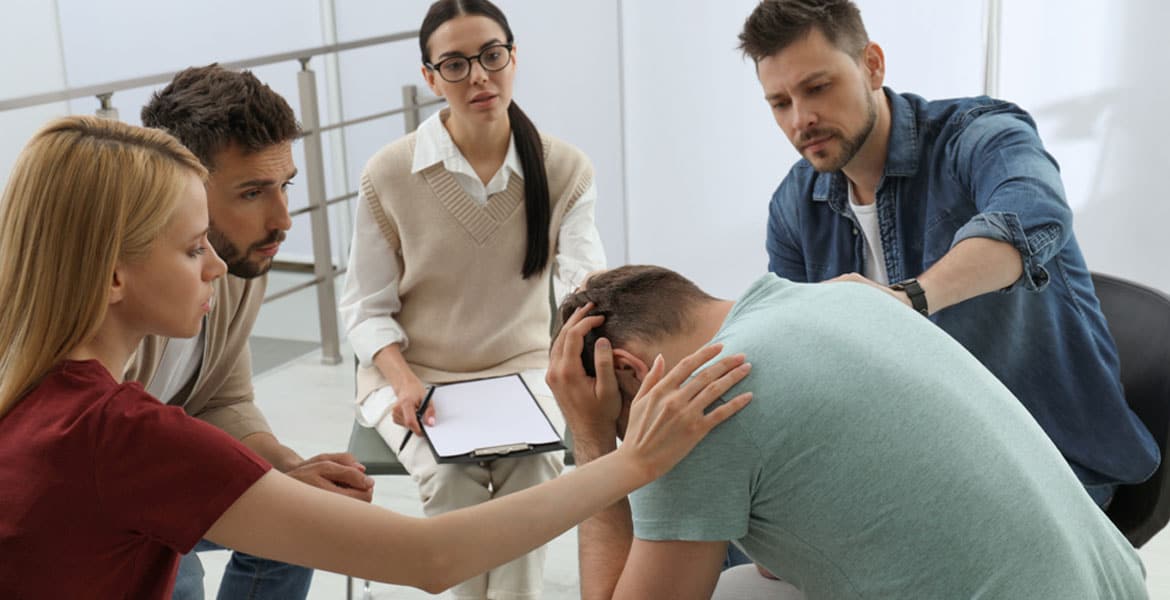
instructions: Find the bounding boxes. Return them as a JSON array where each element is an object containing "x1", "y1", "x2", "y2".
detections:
[
  {"x1": 982, "y1": 0, "x2": 1002, "y2": 98},
  {"x1": 0, "y1": 31, "x2": 417, "y2": 112},
  {"x1": 263, "y1": 267, "x2": 348, "y2": 304},
  {"x1": 1, "y1": 29, "x2": 446, "y2": 366},
  {"x1": 310, "y1": 96, "x2": 445, "y2": 135},
  {"x1": 289, "y1": 191, "x2": 359, "y2": 219}
]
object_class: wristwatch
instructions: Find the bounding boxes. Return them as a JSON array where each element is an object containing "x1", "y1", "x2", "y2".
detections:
[{"x1": 890, "y1": 278, "x2": 929, "y2": 316}]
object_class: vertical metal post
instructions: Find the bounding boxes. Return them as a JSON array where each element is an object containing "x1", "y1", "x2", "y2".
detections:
[
  {"x1": 402, "y1": 84, "x2": 420, "y2": 133},
  {"x1": 982, "y1": 0, "x2": 1002, "y2": 98},
  {"x1": 297, "y1": 58, "x2": 343, "y2": 365},
  {"x1": 95, "y1": 93, "x2": 119, "y2": 120}
]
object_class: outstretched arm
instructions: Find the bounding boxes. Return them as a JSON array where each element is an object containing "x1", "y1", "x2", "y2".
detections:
[
  {"x1": 830, "y1": 236, "x2": 1022, "y2": 315},
  {"x1": 205, "y1": 449, "x2": 645, "y2": 593}
]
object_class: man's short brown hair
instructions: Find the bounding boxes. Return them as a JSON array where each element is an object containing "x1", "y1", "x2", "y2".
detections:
[
  {"x1": 141, "y1": 64, "x2": 301, "y2": 169},
  {"x1": 738, "y1": 0, "x2": 869, "y2": 64},
  {"x1": 556, "y1": 265, "x2": 715, "y2": 377}
]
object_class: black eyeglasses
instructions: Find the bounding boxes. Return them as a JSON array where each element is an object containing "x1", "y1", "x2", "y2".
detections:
[{"x1": 426, "y1": 43, "x2": 513, "y2": 83}]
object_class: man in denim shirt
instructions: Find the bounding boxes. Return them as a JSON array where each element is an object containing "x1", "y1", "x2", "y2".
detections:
[{"x1": 741, "y1": 0, "x2": 1158, "y2": 507}]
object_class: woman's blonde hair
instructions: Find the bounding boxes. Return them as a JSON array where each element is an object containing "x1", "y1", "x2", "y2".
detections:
[{"x1": 0, "y1": 116, "x2": 207, "y2": 417}]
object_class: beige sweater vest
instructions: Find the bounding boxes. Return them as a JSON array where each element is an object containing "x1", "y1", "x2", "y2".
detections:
[{"x1": 355, "y1": 132, "x2": 593, "y2": 400}]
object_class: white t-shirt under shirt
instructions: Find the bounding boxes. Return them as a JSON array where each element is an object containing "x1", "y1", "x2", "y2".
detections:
[
  {"x1": 847, "y1": 184, "x2": 888, "y2": 285},
  {"x1": 145, "y1": 326, "x2": 205, "y2": 405}
]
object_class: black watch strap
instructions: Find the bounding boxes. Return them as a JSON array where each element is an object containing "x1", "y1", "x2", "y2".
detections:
[{"x1": 890, "y1": 278, "x2": 929, "y2": 316}]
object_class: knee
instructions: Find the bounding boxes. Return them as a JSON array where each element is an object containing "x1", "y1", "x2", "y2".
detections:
[
  {"x1": 415, "y1": 463, "x2": 483, "y2": 505},
  {"x1": 522, "y1": 452, "x2": 564, "y2": 479},
  {"x1": 492, "y1": 453, "x2": 563, "y2": 494}
]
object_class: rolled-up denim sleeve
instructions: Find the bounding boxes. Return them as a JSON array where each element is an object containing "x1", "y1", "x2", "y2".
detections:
[
  {"x1": 766, "y1": 182, "x2": 810, "y2": 282},
  {"x1": 948, "y1": 112, "x2": 1073, "y2": 292}
]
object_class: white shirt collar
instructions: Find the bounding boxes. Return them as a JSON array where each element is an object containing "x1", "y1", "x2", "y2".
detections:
[{"x1": 411, "y1": 109, "x2": 524, "y2": 193}]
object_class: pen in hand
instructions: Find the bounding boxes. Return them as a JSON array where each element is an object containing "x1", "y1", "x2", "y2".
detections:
[{"x1": 398, "y1": 387, "x2": 435, "y2": 453}]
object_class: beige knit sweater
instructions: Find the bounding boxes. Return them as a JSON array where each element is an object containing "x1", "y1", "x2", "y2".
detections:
[{"x1": 355, "y1": 132, "x2": 594, "y2": 400}]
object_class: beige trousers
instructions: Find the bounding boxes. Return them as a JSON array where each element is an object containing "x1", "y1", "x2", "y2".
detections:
[{"x1": 380, "y1": 371, "x2": 566, "y2": 600}]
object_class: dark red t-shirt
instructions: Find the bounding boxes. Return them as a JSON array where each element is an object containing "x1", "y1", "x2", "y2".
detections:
[{"x1": 0, "y1": 360, "x2": 271, "y2": 599}]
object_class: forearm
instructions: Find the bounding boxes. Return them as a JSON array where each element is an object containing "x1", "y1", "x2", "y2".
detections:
[
  {"x1": 917, "y1": 237, "x2": 1023, "y2": 314},
  {"x1": 573, "y1": 432, "x2": 634, "y2": 600},
  {"x1": 240, "y1": 431, "x2": 302, "y2": 472},
  {"x1": 419, "y1": 447, "x2": 643, "y2": 593},
  {"x1": 210, "y1": 448, "x2": 650, "y2": 594},
  {"x1": 372, "y1": 343, "x2": 416, "y2": 389}
]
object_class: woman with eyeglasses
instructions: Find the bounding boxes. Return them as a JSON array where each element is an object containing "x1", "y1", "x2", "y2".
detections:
[
  {"x1": 0, "y1": 116, "x2": 750, "y2": 598},
  {"x1": 340, "y1": 2, "x2": 606, "y2": 597}
]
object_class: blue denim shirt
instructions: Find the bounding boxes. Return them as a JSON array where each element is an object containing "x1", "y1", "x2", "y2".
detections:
[{"x1": 766, "y1": 88, "x2": 1159, "y2": 486}]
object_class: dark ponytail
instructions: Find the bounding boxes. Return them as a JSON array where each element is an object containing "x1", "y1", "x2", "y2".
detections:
[
  {"x1": 509, "y1": 101, "x2": 551, "y2": 278},
  {"x1": 420, "y1": 0, "x2": 552, "y2": 279}
]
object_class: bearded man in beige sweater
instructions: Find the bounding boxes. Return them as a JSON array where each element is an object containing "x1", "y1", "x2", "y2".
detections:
[{"x1": 126, "y1": 64, "x2": 372, "y2": 600}]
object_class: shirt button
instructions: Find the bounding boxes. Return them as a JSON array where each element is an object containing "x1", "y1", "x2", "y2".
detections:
[{"x1": 852, "y1": 228, "x2": 859, "y2": 235}]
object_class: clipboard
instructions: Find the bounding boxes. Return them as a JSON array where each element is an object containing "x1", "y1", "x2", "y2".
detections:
[{"x1": 417, "y1": 373, "x2": 565, "y2": 464}]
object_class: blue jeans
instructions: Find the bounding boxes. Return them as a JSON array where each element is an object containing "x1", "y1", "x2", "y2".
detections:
[
  {"x1": 723, "y1": 543, "x2": 753, "y2": 570},
  {"x1": 172, "y1": 540, "x2": 313, "y2": 600},
  {"x1": 1086, "y1": 482, "x2": 1117, "y2": 509}
]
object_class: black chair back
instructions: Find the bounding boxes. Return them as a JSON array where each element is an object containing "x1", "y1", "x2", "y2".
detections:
[{"x1": 1094, "y1": 272, "x2": 1170, "y2": 547}]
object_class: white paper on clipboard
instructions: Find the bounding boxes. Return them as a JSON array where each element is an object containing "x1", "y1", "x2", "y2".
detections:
[{"x1": 424, "y1": 374, "x2": 561, "y2": 458}]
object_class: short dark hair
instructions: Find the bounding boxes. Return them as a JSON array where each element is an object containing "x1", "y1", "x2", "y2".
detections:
[
  {"x1": 555, "y1": 266, "x2": 716, "y2": 377},
  {"x1": 738, "y1": 0, "x2": 869, "y2": 64},
  {"x1": 141, "y1": 64, "x2": 301, "y2": 169}
]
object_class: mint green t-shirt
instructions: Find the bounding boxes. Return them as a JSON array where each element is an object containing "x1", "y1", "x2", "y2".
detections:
[{"x1": 630, "y1": 275, "x2": 1145, "y2": 599}]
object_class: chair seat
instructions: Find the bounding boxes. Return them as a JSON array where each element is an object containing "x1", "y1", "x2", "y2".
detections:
[{"x1": 346, "y1": 421, "x2": 409, "y2": 476}]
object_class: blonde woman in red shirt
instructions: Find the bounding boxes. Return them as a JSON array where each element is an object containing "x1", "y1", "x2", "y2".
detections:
[{"x1": 0, "y1": 116, "x2": 751, "y2": 599}]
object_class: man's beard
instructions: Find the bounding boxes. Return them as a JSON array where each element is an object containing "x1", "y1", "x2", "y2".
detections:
[
  {"x1": 208, "y1": 227, "x2": 286, "y2": 279},
  {"x1": 800, "y1": 92, "x2": 878, "y2": 173}
]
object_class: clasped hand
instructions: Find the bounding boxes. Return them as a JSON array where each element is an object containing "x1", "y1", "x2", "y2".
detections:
[{"x1": 286, "y1": 452, "x2": 375, "y2": 502}]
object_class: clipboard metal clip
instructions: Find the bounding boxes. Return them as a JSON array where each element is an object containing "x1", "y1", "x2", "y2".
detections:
[{"x1": 473, "y1": 443, "x2": 532, "y2": 457}]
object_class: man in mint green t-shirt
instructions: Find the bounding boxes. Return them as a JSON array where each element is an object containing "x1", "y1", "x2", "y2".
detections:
[{"x1": 547, "y1": 265, "x2": 1146, "y2": 600}]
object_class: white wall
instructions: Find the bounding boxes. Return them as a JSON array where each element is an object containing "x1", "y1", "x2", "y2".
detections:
[
  {"x1": 999, "y1": 0, "x2": 1170, "y2": 294},
  {"x1": 2, "y1": 1, "x2": 1167, "y2": 296},
  {"x1": 0, "y1": 0, "x2": 69, "y2": 193},
  {"x1": 619, "y1": 0, "x2": 987, "y2": 298},
  {"x1": 619, "y1": 0, "x2": 786, "y2": 298}
]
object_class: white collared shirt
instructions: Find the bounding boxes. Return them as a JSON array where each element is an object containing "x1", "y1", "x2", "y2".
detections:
[{"x1": 341, "y1": 111, "x2": 607, "y2": 366}]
